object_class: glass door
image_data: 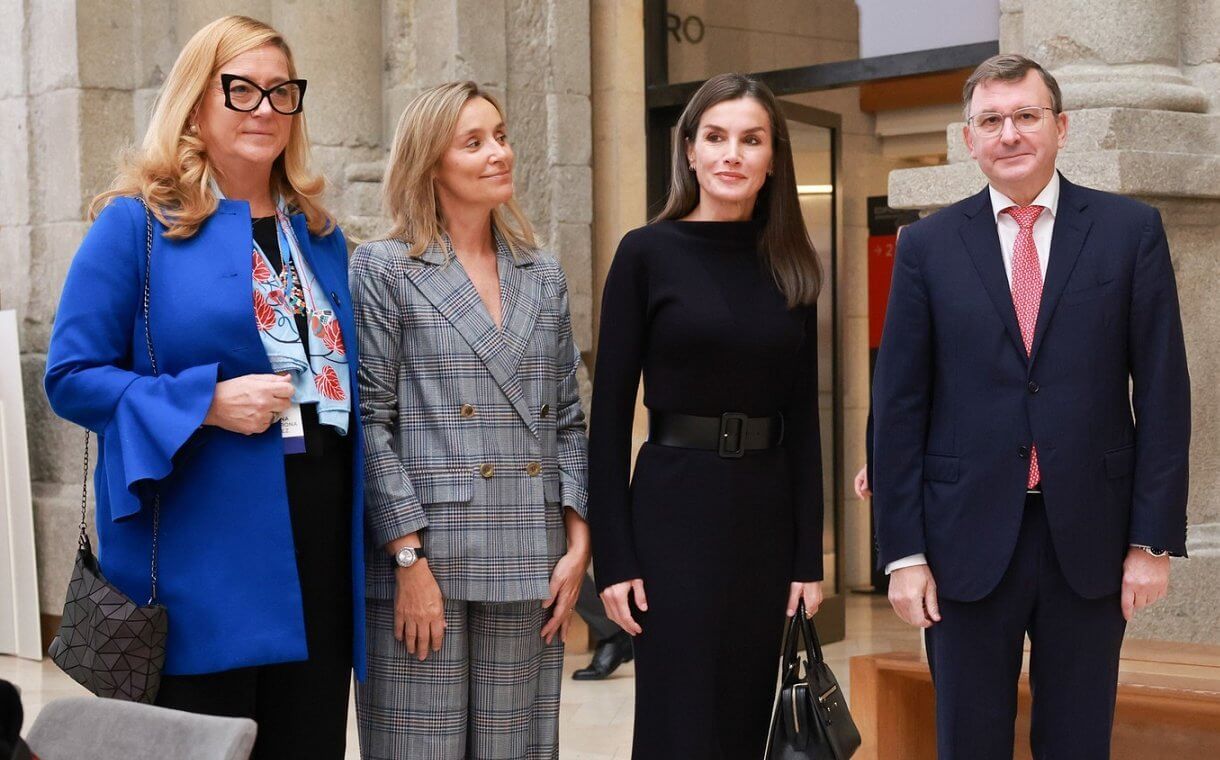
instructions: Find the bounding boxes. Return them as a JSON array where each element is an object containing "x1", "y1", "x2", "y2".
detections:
[{"x1": 782, "y1": 102, "x2": 845, "y2": 643}]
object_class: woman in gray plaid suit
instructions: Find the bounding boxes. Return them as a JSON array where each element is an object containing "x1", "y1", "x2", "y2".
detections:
[{"x1": 351, "y1": 81, "x2": 589, "y2": 760}]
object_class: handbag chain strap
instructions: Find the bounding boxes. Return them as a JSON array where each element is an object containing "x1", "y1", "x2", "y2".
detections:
[{"x1": 76, "y1": 196, "x2": 161, "y2": 604}]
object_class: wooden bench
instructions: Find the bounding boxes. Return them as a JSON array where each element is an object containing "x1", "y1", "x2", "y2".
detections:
[{"x1": 849, "y1": 640, "x2": 1220, "y2": 758}]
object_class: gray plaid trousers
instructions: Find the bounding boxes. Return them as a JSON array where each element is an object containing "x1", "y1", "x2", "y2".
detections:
[{"x1": 357, "y1": 598, "x2": 563, "y2": 759}]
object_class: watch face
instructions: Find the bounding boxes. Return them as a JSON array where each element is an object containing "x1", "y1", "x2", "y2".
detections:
[{"x1": 396, "y1": 547, "x2": 417, "y2": 567}]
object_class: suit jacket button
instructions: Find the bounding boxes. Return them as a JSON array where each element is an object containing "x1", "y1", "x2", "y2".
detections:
[
  {"x1": 526, "y1": 461, "x2": 541, "y2": 477},
  {"x1": 1028, "y1": 381, "x2": 1040, "y2": 394},
  {"x1": 480, "y1": 463, "x2": 495, "y2": 478},
  {"x1": 540, "y1": 403, "x2": 550, "y2": 418},
  {"x1": 1017, "y1": 446, "x2": 1029, "y2": 459},
  {"x1": 461, "y1": 404, "x2": 476, "y2": 418}
]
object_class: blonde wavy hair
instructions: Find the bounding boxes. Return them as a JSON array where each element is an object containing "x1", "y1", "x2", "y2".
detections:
[
  {"x1": 381, "y1": 81, "x2": 536, "y2": 257},
  {"x1": 90, "y1": 15, "x2": 333, "y2": 239}
]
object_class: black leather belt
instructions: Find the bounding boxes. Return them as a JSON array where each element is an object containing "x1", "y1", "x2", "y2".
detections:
[{"x1": 648, "y1": 410, "x2": 784, "y2": 459}]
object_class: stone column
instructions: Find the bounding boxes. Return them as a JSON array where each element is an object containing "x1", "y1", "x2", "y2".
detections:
[
  {"x1": 274, "y1": 0, "x2": 385, "y2": 226},
  {"x1": 20, "y1": 0, "x2": 143, "y2": 621},
  {"x1": 889, "y1": 0, "x2": 1220, "y2": 643},
  {"x1": 1181, "y1": 0, "x2": 1220, "y2": 112},
  {"x1": 1024, "y1": 0, "x2": 1208, "y2": 112},
  {"x1": 590, "y1": 0, "x2": 646, "y2": 351}
]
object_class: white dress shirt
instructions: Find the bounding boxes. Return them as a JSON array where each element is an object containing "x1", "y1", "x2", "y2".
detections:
[{"x1": 883, "y1": 174, "x2": 1060, "y2": 576}]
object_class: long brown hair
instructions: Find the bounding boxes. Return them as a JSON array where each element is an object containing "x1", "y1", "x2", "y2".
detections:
[
  {"x1": 90, "y1": 16, "x2": 333, "y2": 239},
  {"x1": 654, "y1": 73, "x2": 821, "y2": 306},
  {"x1": 379, "y1": 81, "x2": 536, "y2": 258}
]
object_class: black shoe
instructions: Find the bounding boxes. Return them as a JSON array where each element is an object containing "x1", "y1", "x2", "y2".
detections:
[{"x1": 572, "y1": 631, "x2": 634, "y2": 681}]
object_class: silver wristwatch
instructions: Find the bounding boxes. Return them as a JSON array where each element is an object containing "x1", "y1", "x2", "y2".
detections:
[{"x1": 394, "y1": 546, "x2": 428, "y2": 568}]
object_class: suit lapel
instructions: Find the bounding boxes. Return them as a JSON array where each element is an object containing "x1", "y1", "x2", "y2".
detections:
[
  {"x1": 289, "y1": 214, "x2": 341, "y2": 305},
  {"x1": 403, "y1": 238, "x2": 539, "y2": 436},
  {"x1": 496, "y1": 237, "x2": 543, "y2": 381},
  {"x1": 290, "y1": 214, "x2": 357, "y2": 366},
  {"x1": 1029, "y1": 176, "x2": 1092, "y2": 367},
  {"x1": 959, "y1": 189, "x2": 1027, "y2": 360}
]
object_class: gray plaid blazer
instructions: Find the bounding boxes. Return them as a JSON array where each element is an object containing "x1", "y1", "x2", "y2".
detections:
[{"x1": 351, "y1": 234, "x2": 588, "y2": 602}]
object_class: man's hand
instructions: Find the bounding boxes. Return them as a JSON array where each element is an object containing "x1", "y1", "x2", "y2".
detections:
[
  {"x1": 1121, "y1": 548, "x2": 1170, "y2": 621},
  {"x1": 888, "y1": 564, "x2": 942, "y2": 628},
  {"x1": 853, "y1": 467, "x2": 871, "y2": 499}
]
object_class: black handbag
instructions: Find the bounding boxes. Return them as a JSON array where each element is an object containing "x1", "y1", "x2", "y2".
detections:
[
  {"x1": 48, "y1": 198, "x2": 169, "y2": 704},
  {"x1": 764, "y1": 600, "x2": 861, "y2": 760}
]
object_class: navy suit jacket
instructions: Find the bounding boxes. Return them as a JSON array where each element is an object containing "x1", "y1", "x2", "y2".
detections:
[
  {"x1": 45, "y1": 197, "x2": 366, "y2": 677},
  {"x1": 871, "y1": 174, "x2": 1190, "y2": 602}
]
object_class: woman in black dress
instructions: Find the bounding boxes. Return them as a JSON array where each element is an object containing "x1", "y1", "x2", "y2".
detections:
[{"x1": 588, "y1": 73, "x2": 826, "y2": 759}]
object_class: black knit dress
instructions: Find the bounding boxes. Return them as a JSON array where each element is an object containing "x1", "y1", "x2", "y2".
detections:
[{"x1": 588, "y1": 219, "x2": 825, "y2": 759}]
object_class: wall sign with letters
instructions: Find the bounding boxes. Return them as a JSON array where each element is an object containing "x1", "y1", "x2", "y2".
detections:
[{"x1": 666, "y1": 12, "x2": 705, "y2": 44}]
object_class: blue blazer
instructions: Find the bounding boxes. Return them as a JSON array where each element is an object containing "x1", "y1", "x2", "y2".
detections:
[
  {"x1": 871, "y1": 175, "x2": 1190, "y2": 602},
  {"x1": 45, "y1": 197, "x2": 366, "y2": 678}
]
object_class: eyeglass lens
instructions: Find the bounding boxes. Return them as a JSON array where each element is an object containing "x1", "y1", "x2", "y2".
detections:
[
  {"x1": 972, "y1": 107, "x2": 1048, "y2": 135},
  {"x1": 224, "y1": 77, "x2": 303, "y2": 114}
]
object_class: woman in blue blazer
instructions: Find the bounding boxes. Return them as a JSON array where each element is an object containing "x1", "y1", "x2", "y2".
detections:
[{"x1": 44, "y1": 16, "x2": 363, "y2": 758}]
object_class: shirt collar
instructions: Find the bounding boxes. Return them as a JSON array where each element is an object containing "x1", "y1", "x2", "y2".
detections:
[{"x1": 989, "y1": 171, "x2": 1060, "y2": 222}]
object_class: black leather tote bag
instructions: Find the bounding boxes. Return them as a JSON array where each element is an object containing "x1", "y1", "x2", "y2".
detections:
[{"x1": 764, "y1": 600, "x2": 861, "y2": 759}]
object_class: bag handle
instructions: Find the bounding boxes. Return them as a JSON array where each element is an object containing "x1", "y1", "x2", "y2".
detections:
[
  {"x1": 77, "y1": 197, "x2": 161, "y2": 604},
  {"x1": 797, "y1": 598, "x2": 826, "y2": 664},
  {"x1": 778, "y1": 599, "x2": 827, "y2": 667},
  {"x1": 766, "y1": 598, "x2": 824, "y2": 754}
]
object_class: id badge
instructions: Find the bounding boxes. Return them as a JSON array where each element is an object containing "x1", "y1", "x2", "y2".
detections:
[{"x1": 280, "y1": 403, "x2": 306, "y2": 455}]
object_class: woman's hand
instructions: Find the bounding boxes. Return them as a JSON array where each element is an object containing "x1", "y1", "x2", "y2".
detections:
[
  {"x1": 393, "y1": 561, "x2": 447, "y2": 661},
  {"x1": 540, "y1": 547, "x2": 590, "y2": 645},
  {"x1": 541, "y1": 508, "x2": 591, "y2": 645},
  {"x1": 786, "y1": 581, "x2": 824, "y2": 618},
  {"x1": 600, "y1": 579, "x2": 648, "y2": 636},
  {"x1": 203, "y1": 373, "x2": 294, "y2": 435}
]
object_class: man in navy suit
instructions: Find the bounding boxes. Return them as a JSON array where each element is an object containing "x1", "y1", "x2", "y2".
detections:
[{"x1": 872, "y1": 54, "x2": 1190, "y2": 759}]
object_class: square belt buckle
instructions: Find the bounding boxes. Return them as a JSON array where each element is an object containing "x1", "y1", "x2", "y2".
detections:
[{"x1": 718, "y1": 412, "x2": 748, "y2": 459}]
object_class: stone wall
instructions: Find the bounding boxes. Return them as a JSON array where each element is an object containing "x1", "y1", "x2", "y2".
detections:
[{"x1": 6, "y1": 0, "x2": 593, "y2": 617}]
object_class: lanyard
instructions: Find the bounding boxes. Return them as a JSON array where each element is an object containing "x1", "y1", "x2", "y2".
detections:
[{"x1": 253, "y1": 209, "x2": 299, "y2": 297}]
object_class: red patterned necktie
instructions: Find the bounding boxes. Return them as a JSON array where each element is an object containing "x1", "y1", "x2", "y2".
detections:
[{"x1": 1004, "y1": 204, "x2": 1045, "y2": 489}]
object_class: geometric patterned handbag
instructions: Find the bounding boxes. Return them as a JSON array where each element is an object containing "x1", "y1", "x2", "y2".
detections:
[{"x1": 48, "y1": 198, "x2": 169, "y2": 703}]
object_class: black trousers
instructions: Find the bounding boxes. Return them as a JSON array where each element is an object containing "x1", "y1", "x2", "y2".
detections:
[
  {"x1": 576, "y1": 572, "x2": 621, "y2": 642},
  {"x1": 157, "y1": 415, "x2": 353, "y2": 758},
  {"x1": 155, "y1": 653, "x2": 351, "y2": 758},
  {"x1": 924, "y1": 493, "x2": 1126, "y2": 760}
]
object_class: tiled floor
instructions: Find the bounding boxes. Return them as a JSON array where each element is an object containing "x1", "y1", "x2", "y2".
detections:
[{"x1": 2, "y1": 595, "x2": 920, "y2": 758}]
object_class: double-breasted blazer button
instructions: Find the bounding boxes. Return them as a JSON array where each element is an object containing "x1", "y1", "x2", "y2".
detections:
[
  {"x1": 540, "y1": 403, "x2": 550, "y2": 419},
  {"x1": 480, "y1": 463, "x2": 495, "y2": 479},
  {"x1": 461, "y1": 403, "x2": 476, "y2": 418},
  {"x1": 525, "y1": 461, "x2": 542, "y2": 477}
]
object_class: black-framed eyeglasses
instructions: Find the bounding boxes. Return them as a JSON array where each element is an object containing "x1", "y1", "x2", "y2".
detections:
[
  {"x1": 967, "y1": 106, "x2": 1055, "y2": 137},
  {"x1": 219, "y1": 74, "x2": 307, "y2": 115}
]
